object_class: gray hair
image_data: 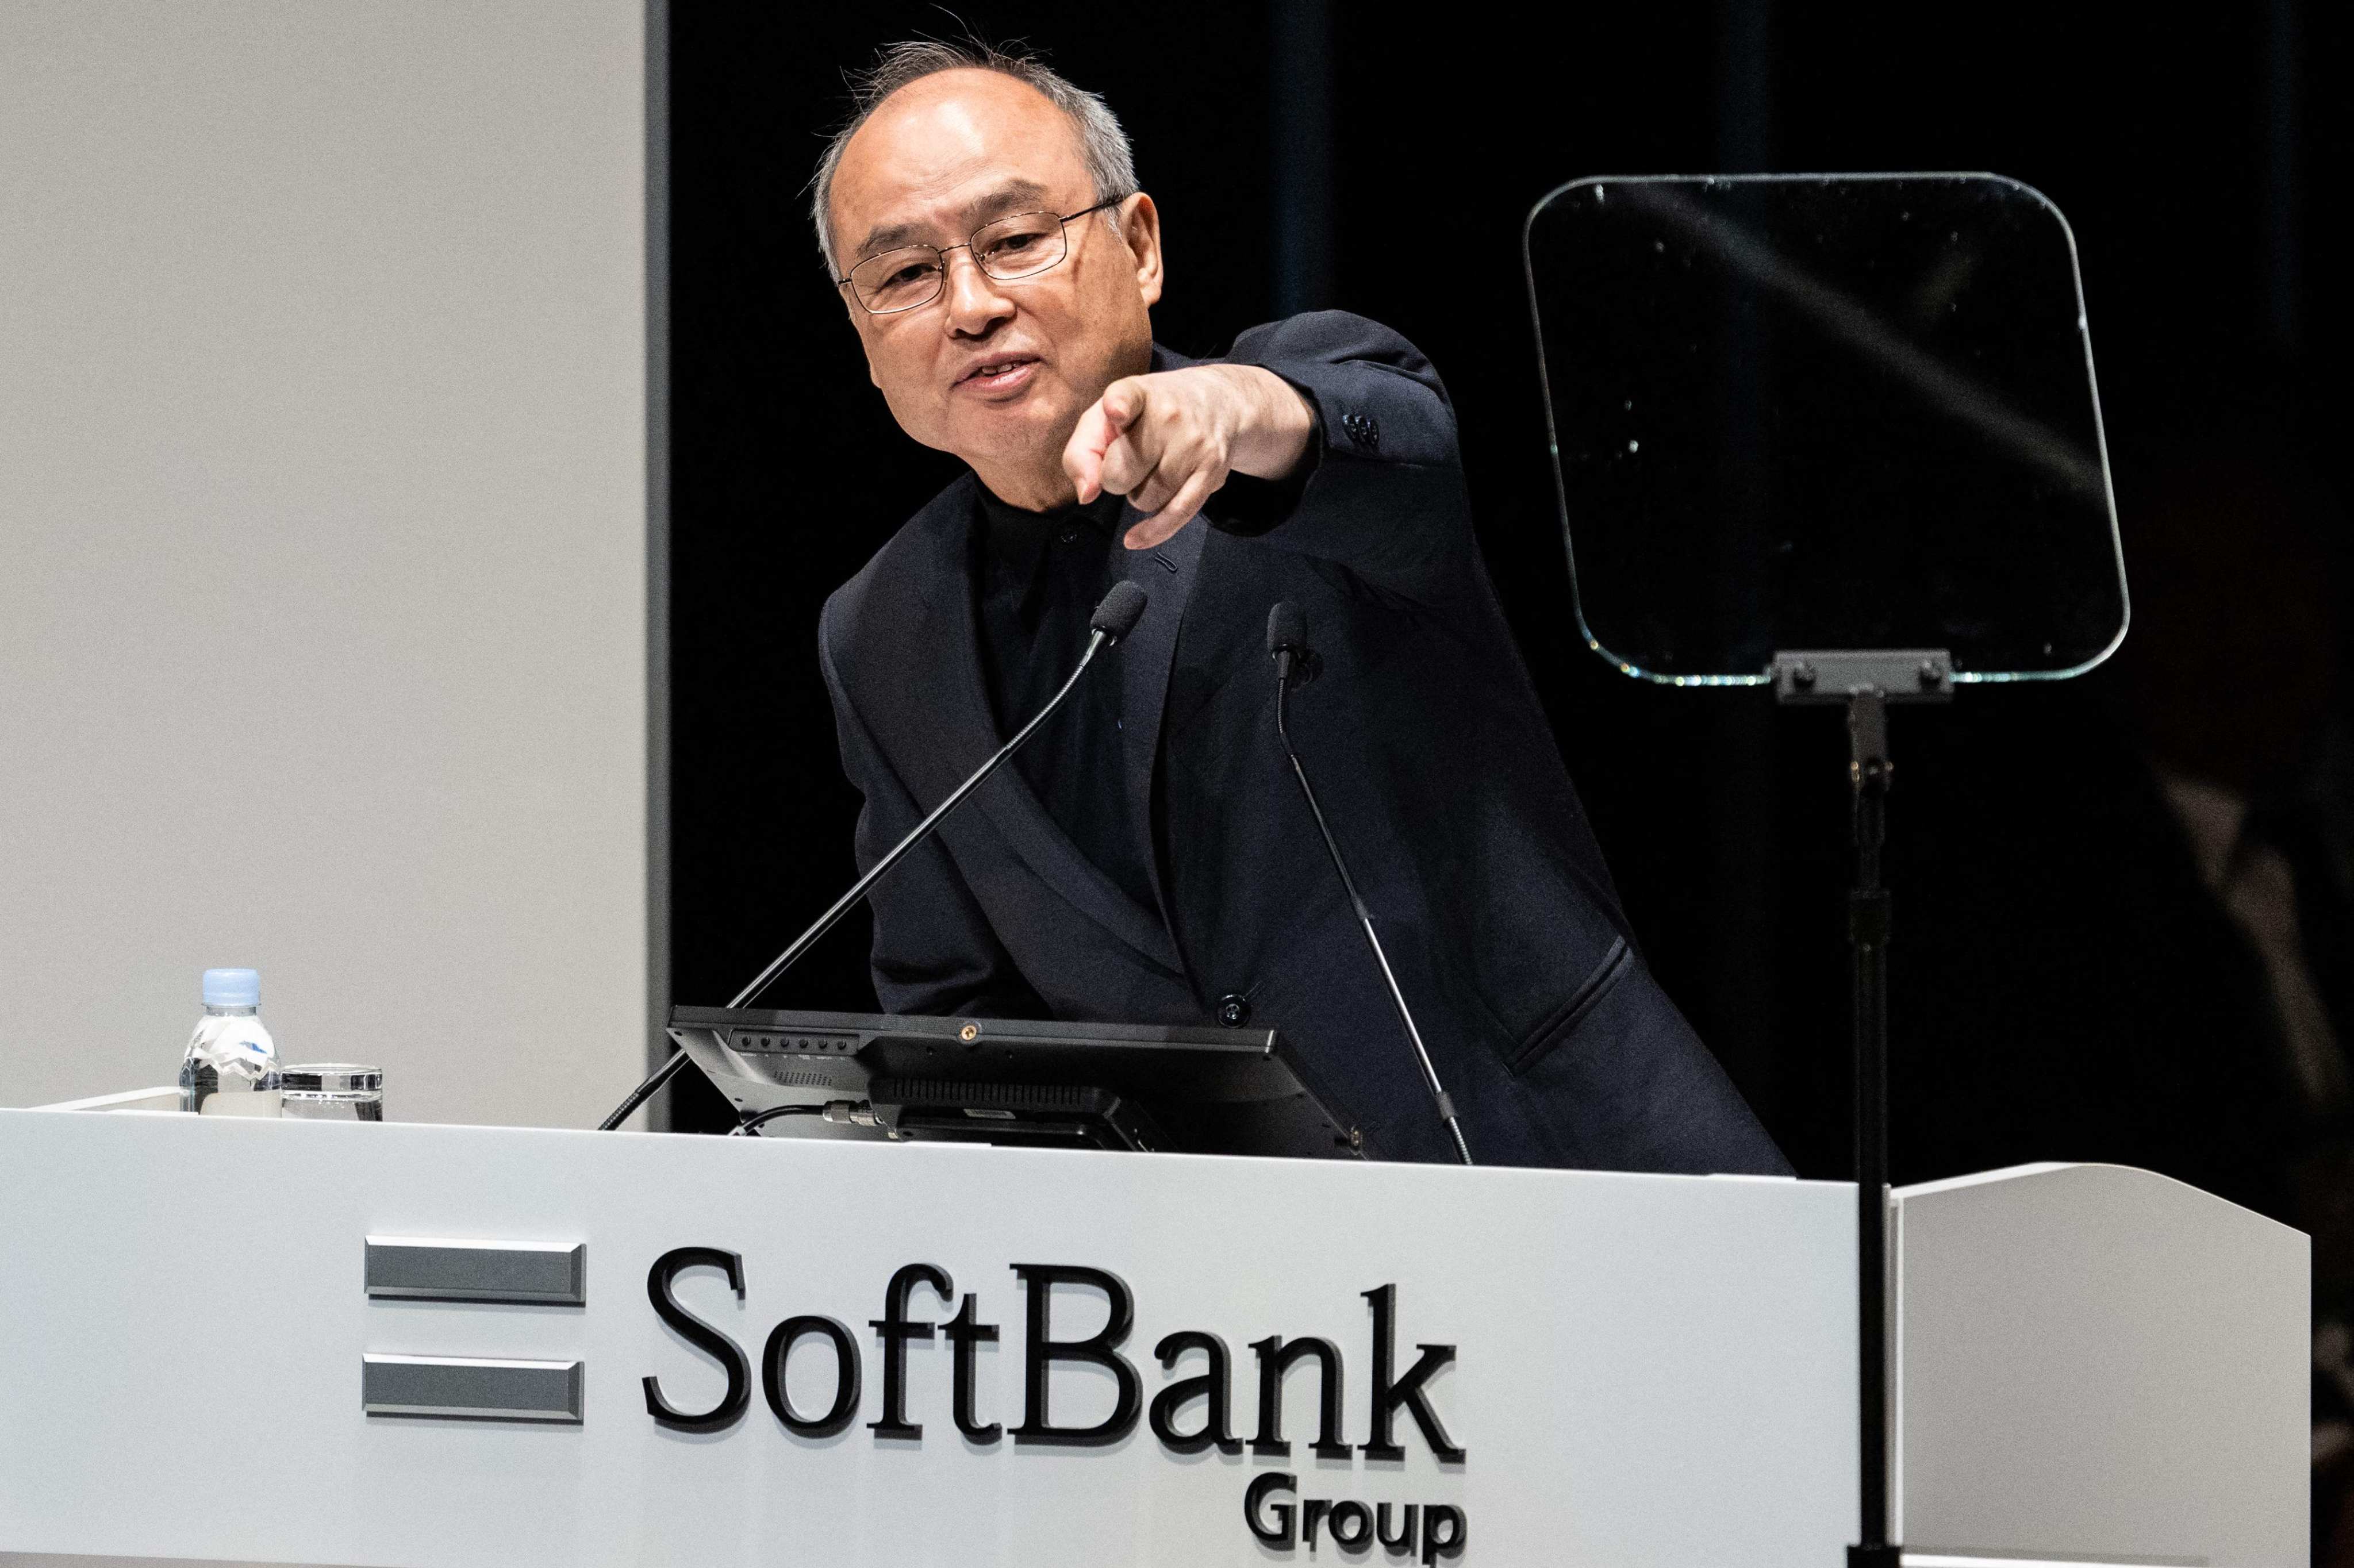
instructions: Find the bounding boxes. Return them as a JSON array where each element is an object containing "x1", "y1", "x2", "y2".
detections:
[{"x1": 809, "y1": 37, "x2": 1137, "y2": 276}]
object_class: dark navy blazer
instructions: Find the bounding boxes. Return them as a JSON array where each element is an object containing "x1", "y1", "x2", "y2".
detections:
[{"x1": 819, "y1": 310, "x2": 1788, "y2": 1173}]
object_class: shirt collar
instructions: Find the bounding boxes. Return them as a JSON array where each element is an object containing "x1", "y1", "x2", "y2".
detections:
[{"x1": 976, "y1": 483, "x2": 1124, "y2": 555}]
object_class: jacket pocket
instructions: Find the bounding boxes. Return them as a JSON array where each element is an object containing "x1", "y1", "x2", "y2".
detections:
[{"x1": 1502, "y1": 936, "x2": 1631, "y2": 1075}]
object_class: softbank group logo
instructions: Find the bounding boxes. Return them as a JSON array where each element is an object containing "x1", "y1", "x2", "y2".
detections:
[{"x1": 360, "y1": 1238, "x2": 1468, "y2": 1561}]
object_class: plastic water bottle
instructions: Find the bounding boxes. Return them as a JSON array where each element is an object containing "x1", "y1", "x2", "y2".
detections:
[{"x1": 179, "y1": 969, "x2": 282, "y2": 1116}]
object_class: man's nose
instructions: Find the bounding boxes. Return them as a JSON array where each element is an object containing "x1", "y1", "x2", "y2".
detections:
[{"x1": 941, "y1": 249, "x2": 1015, "y2": 337}]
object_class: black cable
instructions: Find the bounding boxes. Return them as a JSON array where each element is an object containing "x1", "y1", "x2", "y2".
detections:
[
  {"x1": 731, "y1": 1103, "x2": 828, "y2": 1137},
  {"x1": 596, "y1": 1046, "x2": 690, "y2": 1132}
]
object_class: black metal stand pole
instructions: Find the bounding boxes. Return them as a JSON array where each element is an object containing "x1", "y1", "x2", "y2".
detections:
[{"x1": 1846, "y1": 690, "x2": 1901, "y2": 1568}]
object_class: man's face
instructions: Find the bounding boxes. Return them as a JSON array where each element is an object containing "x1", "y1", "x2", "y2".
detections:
[{"x1": 827, "y1": 70, "x2": 1162, "y2": 501}]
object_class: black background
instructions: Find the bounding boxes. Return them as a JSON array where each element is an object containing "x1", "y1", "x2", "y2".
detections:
[{"x1": 665, "y1": 2, "x2": 2353, "y2": 1192}]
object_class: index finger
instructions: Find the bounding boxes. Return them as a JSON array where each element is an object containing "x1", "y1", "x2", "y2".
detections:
[
  {"x1": 1061, "y1": 397, "x2": 1118, "y2": 504},
  {"x1": 1062, "y1": 378, "x2": 1149, "y2": 504}
]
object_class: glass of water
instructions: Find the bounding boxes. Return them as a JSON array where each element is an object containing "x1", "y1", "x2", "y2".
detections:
[{"x1": 280, "y1": 1064, "x2": 383, "y2": 1122}]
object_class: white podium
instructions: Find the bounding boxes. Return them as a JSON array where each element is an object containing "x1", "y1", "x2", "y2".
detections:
[{"x1": 0, "y1": 1107, "x2": 2306, "y2": 1567}]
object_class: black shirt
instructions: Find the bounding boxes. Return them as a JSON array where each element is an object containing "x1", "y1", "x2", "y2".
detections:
[
  {"x1": 973, "y1": 487, "x2": 1158, "y2": 914},
  {"x1": 969, "y1": 422, "x2": 1323, "y2": 929}
]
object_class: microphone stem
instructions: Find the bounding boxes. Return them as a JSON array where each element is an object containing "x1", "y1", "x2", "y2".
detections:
[
  {"x1": 598, "y1": 628, "x2": 1111, "y2": 1132},
  {"x1": 1277, "y1": 678, "x2": 1474, "y2": 1166},
  {"x1": 728, "y1": 627, "x2": 1108, "y2": 1011}
]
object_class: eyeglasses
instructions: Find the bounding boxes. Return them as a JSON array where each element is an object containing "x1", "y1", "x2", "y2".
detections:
[{"x1": 837, "y1": 195, "x2": 1133, "y2": 316}]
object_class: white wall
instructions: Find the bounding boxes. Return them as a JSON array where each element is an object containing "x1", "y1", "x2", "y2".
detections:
[{"x1": 0, "y1": 2, "x2": 650, "y2": 1129}]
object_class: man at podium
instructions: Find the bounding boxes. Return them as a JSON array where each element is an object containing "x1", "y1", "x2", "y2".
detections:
[{"x1": 808, "y1": 37, "x2": 1784, "y2": 1175}]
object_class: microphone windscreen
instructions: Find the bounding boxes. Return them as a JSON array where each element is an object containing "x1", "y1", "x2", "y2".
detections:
[
  {"x1": 1091, "y1": 580, "x2": 1149, "y2": 641},
  {"x1": 1266, "y1": 601, "x2": 1308, "y2": 656}
]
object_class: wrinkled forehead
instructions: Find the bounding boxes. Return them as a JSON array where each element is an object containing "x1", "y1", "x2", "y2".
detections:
[{"x1": 830, "y1": 71, "x2": 1094, "y2": 264}]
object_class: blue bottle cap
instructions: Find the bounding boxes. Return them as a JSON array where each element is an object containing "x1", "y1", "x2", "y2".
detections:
[{"x1": 202, "y1": 969, "x2": 260, "y2": 1008}]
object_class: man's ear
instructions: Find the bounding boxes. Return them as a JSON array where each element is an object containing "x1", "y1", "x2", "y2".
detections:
[
  {"x1": 838, "y1": 292, "x2": 883, "y2": 389},
  {"x1": 1121, "y1": 193, "x2": 1165, "y2": 309}
]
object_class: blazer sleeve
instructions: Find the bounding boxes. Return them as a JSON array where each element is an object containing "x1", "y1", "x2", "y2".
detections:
[
  {"x1": 817, "y1": 594, "x2": 1046, "y2": 1018},
  {"x1": 1212, "y1": 309, "x2": 1474, "y2": 606}
]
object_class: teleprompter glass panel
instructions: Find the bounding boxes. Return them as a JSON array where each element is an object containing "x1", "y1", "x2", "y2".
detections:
[{"x1": 1523, "y1": 174, "x2": 2128, "y2": 683}]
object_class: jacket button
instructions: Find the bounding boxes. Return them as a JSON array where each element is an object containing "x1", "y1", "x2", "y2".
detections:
[{"x1": 1216, "y1": 994, "x2": 1251, "y2": 1028}]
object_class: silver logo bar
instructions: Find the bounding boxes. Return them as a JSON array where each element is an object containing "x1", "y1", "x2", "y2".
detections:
[
  {"x1": 364, "y1": 1235, "x2": 586, "y2": 1305},
  {"x1": 362, "y1": 1354, "x2": 584, "y2": 1424}
]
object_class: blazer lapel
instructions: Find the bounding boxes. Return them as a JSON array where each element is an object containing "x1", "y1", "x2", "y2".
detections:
[
  {"x1": 1115, "y1": 508, "x2": 1204, "y2": 923},
  {"x1": 908, "y1": 492, "x2": 1184, "y2": 974}
]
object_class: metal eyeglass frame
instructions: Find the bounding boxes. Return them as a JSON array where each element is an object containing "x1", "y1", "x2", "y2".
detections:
[{"x1": 835, "y1": 193, "x2": 1134, "y2": 316}]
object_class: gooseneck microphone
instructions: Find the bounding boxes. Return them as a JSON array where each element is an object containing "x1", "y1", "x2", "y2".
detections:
[
  {"x1": 1266, "y1": 602, "x2": 1473, "y2": 1166},
  {"x1": 597, "y1": 580, "x2": 1151, "y2": 1132}
]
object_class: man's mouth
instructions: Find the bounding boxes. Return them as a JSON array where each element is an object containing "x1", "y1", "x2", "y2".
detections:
[{"x1": 956, "y1": 356, "x2": 1040, "y2": 393}]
